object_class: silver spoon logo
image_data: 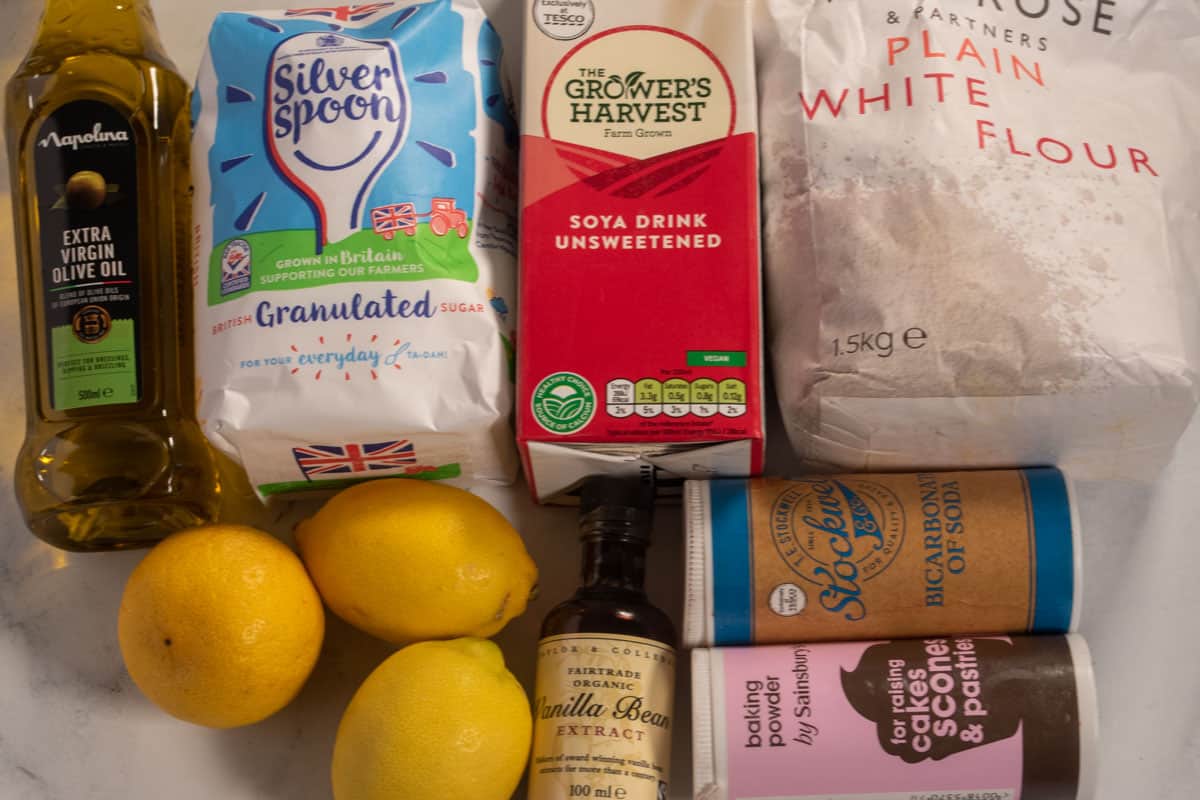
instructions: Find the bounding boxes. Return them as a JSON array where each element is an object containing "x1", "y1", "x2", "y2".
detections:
[{"x1": 266, "y1": 32, "x2": 408, "y2": 251}]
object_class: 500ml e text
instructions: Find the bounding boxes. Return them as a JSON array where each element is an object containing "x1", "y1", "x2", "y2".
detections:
[{"x1": 832, "y1": 328, "x2": 928, "y2": 358}]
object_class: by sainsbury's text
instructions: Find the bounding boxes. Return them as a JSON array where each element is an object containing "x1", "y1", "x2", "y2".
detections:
[{"x1": 740, "y1": 646, "x2": 820, "y2": 750}]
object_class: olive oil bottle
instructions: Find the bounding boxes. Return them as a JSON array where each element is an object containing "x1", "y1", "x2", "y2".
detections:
[
  {"x1": 6, "y1": 0, "x2": 218, "y2": 550},
  {"x1": 529, "y1": 476, "x2": 677, "y2": 800}
]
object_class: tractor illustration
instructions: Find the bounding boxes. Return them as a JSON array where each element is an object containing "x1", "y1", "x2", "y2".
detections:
[
  {"x1": 428, "y1": 198, "x2": 469, "y2": 238},
  {"x1": 370, "y1": 197, "x2": 469, "y2": 240}
]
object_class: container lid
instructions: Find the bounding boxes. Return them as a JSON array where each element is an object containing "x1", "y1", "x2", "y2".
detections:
[
  {"x1": 1067, "y1": 634, "x2": 1100, "y2": 800},
  {"x1": 579, "y1": 474, "x2": 655, "y2": 541},
  {"x1": 683, "y1": 480, "x2": 713, "y2": 649},
  {"x1": 690, "y1": 647, "x2": 726, "y2": 800},
  {"x1": 1063, "y1": 467, "x2": 1084, "y2": 633}
]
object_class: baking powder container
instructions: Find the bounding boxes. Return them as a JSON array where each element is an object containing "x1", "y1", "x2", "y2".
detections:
[{"x1": 692, "y1": 634, "x2": 1098, "y2": 800}]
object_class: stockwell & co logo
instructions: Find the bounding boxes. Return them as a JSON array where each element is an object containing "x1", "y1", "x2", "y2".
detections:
[{"x1": 771, "y1": 477, "x2": 905, "y2": 622}]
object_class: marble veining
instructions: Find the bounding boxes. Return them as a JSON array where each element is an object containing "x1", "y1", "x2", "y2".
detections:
[{"x1": 0, "y1": 1, "x2": 1198, "y2": 799}]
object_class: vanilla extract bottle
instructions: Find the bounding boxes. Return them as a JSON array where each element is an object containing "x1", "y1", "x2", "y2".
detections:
[
  {"x1": 529, "y1": 476, "x2": 676, "y2": 800},
  {"x1": 6, "y1": 0, "x2": 218, "y2": 550}
]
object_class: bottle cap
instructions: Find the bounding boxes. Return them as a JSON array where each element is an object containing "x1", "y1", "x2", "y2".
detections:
[{"x1": 579, "y1": 475, "x2": 656, "y2": 542}]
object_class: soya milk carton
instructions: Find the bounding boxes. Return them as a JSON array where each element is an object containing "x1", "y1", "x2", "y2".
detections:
[{"x1": 518, "y1": 0, "x2": 764, "y2": 502}]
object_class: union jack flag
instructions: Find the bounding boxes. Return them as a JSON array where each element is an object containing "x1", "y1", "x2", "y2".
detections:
[
  {"x1": 285, "y1": 3, "x2": 394, "y2": 22},
  {"x1": 371, "y1": 202, "x2": 418, "y2": 237},
  {"x1": 293, "y1": 440, "x2": 417, "y2": 479}
]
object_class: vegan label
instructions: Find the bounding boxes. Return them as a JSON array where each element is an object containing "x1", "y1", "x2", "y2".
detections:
[
  {"x1": 35, "y1": 100, "x2": 141, "y2": 411},
  {"x1": 530, "y1": 633, "x2": 675, "y2": 800},
  {"x1": 687, "y1": 350, "x2": 747, "y2": 367}
]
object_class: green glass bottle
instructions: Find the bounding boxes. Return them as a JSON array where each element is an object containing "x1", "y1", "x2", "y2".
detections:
[{"x1": 6, "y1": 0, "x2": 219, "y2": 550}]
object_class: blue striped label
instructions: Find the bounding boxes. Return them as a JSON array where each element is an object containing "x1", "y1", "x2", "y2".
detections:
[
  {"x1": 1023, "y1": 467, "x2": 1076, "y2": 632},
  {"x1": 710, "y1": 479, "x2": 754, "y2": 645},
  {"x1": 702, "y1": 470, "x2": 1075, "y2": 645}
]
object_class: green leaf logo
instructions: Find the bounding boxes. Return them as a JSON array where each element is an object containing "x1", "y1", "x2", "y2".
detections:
[
  {"x1": 532, "y1": 373, "x2": 596, "y2": 434},
  {"x1": 558, "y1": 396, "x2": 585, "y2": 420}
]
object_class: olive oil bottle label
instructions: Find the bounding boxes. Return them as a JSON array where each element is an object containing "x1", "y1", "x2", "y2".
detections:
[
  {"x1": 530, "y1": 633, "x2": 676, "y2": 800},
  {"x1": 34, "y1": 100, "x2": 141, "y2": 411}
]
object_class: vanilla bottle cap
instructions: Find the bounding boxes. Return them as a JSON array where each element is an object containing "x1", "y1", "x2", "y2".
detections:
[{"x1": 579, "y1": 475, "x2": 655, "y2": 542}]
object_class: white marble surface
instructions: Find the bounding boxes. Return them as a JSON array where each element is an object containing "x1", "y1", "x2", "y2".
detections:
[{"x1": 1, "y1": 1, "x2": 1199, "y2": 798}]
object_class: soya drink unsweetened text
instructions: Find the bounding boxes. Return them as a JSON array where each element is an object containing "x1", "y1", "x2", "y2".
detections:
[
  {"x1": 693, "y1": 635, "x2": 1099, "y2": 800},
  {"x1": 518, "y1": 0, "x2": 763, "y2": 502}
]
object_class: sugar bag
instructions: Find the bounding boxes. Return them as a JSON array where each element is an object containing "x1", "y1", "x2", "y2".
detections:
[{"x1": 192, "y1": 0, "x2": 519, "y2": 496}]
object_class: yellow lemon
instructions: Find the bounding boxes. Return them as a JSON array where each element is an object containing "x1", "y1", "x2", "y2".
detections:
[
  {"x1": 117, "y1": 525, "x2": 325, "y2": 728},
  {"x1": 332, "y1": 638, "x2": 531, "y2": 800},
  {"x1": 295, "y1": 479, "x2": 537, "y2": 644}
]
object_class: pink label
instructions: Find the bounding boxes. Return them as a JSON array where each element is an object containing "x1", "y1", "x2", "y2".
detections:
[{"x1": 719, "y1": 639, "x2": 1032, "y2": 799}]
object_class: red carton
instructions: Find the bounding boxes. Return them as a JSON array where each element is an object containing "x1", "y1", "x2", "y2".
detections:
[{"x1": 518, "y1": 0, "x2": 763, "y2": 502}]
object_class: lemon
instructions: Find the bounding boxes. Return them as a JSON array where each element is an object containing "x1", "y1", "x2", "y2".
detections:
[
  {"x1": 117, "y1": 525, "x2": 325, "y2": 728},
  {"x1": 295, "y1": 480, "x2": 537, "y2": 644},
  {"x1": 332, "y1": 638, "x2": 531, "y2": 800}
]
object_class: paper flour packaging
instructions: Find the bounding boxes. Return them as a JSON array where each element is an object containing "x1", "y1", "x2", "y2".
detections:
[
  {"x1": 193, "y1": 1, "x2": 519, "y2": 496},
  {"x1": 760, "y1": 0, "x2": 1200, "y2": 479},
  {"x1": 519, "y1": 0, "x2": 764, "y2": 503}
]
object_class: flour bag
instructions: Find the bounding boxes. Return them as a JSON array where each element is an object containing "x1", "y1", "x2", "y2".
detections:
[
  {"x1": 193, "y1": 1, "x2": 519, "y2": 496},
  {"x1": 761, "y1": 0, "x2": 1200, "y2": 479}
]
